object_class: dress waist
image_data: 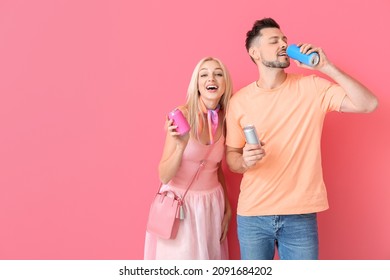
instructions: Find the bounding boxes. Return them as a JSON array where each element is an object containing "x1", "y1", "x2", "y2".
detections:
[
  {"x1": 168, "y1": 163, "x2": 220, "y2": 191},
  {"x1": 169, "y1": 168, "x2": 220, "y2": 191},
  {"x1": 161, "y1": 183, "x2": 222, "y2": 197}
]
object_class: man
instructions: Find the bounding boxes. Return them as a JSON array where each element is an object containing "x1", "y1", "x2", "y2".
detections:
[{"x1": 226, "y1": 18, "x2": 378, "y2": 260}]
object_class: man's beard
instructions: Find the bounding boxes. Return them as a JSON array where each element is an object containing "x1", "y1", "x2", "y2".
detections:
[{"x1": 262, "y1": 59, "x2": 290, "y2": 68}]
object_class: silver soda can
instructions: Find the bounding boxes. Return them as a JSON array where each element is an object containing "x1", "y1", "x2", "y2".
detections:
[{"x1": 243, "y1": 125, "x2": 259, "y2": 144}]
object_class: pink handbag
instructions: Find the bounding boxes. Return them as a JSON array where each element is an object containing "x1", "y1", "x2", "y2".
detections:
[
  {"x1": 146, "y1": 147, "x2": 213, "y2": 239},
  {"x1": 146, "y1": 190, "x2": 183, "y2": 239}
]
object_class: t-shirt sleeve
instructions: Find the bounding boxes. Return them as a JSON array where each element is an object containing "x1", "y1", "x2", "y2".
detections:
[
  {"x1": 226, "y1": 99, "x2": 246, "y2": 148},
  {"x1": 313, "y1": 75, "x2": 347, "y2": 112}
]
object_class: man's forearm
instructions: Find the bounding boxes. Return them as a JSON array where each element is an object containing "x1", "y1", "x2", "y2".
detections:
[
  {"x1": 226, "y1": 150, "x2": 248, "y2": 174},
  {"x1": 321, "y1": 63, "x2": 378, "y2": 113}
]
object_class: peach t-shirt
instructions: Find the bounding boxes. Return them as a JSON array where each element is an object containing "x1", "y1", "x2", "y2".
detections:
[{"x1": 226, "y1": 73, "x2": 346, "y2": 216}]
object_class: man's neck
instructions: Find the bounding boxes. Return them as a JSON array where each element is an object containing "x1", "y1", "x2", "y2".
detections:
[{"x1": 256, "y1": 67, "x2": 287, "y2": 90}]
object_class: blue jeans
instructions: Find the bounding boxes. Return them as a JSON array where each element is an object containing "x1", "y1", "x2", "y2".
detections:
[{"x1": 237, "y1": 214, "x2": 319, "y2": 260}]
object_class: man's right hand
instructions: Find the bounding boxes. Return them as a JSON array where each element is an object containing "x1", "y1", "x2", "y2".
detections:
[{"x1": 242, "y1": 142, "x2": 266, "y2": 169}]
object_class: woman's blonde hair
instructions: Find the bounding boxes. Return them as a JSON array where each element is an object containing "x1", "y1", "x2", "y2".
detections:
[{"x1": 185, "y1": 57, "x2": 233, "y2": 139}]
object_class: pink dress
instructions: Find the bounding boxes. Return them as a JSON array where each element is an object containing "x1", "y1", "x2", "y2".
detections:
[{"x1": 144, "y1": 135, "x2": 229, "y2": 259}]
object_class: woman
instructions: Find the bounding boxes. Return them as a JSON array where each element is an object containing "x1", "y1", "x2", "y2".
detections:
[{"x1": 144, "y1": 57, "x2": 233, "y2": 259}]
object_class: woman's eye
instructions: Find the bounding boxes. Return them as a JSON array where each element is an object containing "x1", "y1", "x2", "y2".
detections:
[
  {"x1": 216, "y1": 73, "x2": 223, "y2": 77},
  {"x1": 200, "y1": 74, "x2": 207, "y2": 77}
]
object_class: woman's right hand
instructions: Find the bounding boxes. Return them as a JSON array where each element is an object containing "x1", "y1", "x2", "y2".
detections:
[{"x1": 166, "y1": 118, "x2": 190, "y2": 149}]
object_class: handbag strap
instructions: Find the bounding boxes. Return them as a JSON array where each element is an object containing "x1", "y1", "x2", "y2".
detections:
[
  {"x1": 157, "y1": 143, "x2": 215, "y2": 200},
  {"x1": 179, "y1": 143, "x2": 215, "y2": 200}
]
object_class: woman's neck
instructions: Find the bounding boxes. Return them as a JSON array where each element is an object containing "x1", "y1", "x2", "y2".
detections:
[{"x1": 200, "y1": 97, "x2": 219, "y2": 110}]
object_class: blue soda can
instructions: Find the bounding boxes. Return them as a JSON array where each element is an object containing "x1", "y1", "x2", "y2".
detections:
[{"x1": 286, "y1": 44, "x2": 319, "y2": 66}]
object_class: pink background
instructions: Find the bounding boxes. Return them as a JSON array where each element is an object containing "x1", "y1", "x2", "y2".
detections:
[{"x1": 0, "y1": 0, "x2": 389, "y2": 259}]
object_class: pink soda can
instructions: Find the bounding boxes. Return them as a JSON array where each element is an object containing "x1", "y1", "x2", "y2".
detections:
[{"x1": 168, "y1": 108, "x2": 190, "y2": 135}]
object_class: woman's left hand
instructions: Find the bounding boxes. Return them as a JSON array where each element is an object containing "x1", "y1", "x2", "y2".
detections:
[{"x1": 220, "y1": 206, "x2": 232, "y2": 242}]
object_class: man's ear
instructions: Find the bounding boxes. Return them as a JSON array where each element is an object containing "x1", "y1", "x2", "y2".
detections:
[{"x1": 249, "y1": 47, "x2": 259, "y2": 61}]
